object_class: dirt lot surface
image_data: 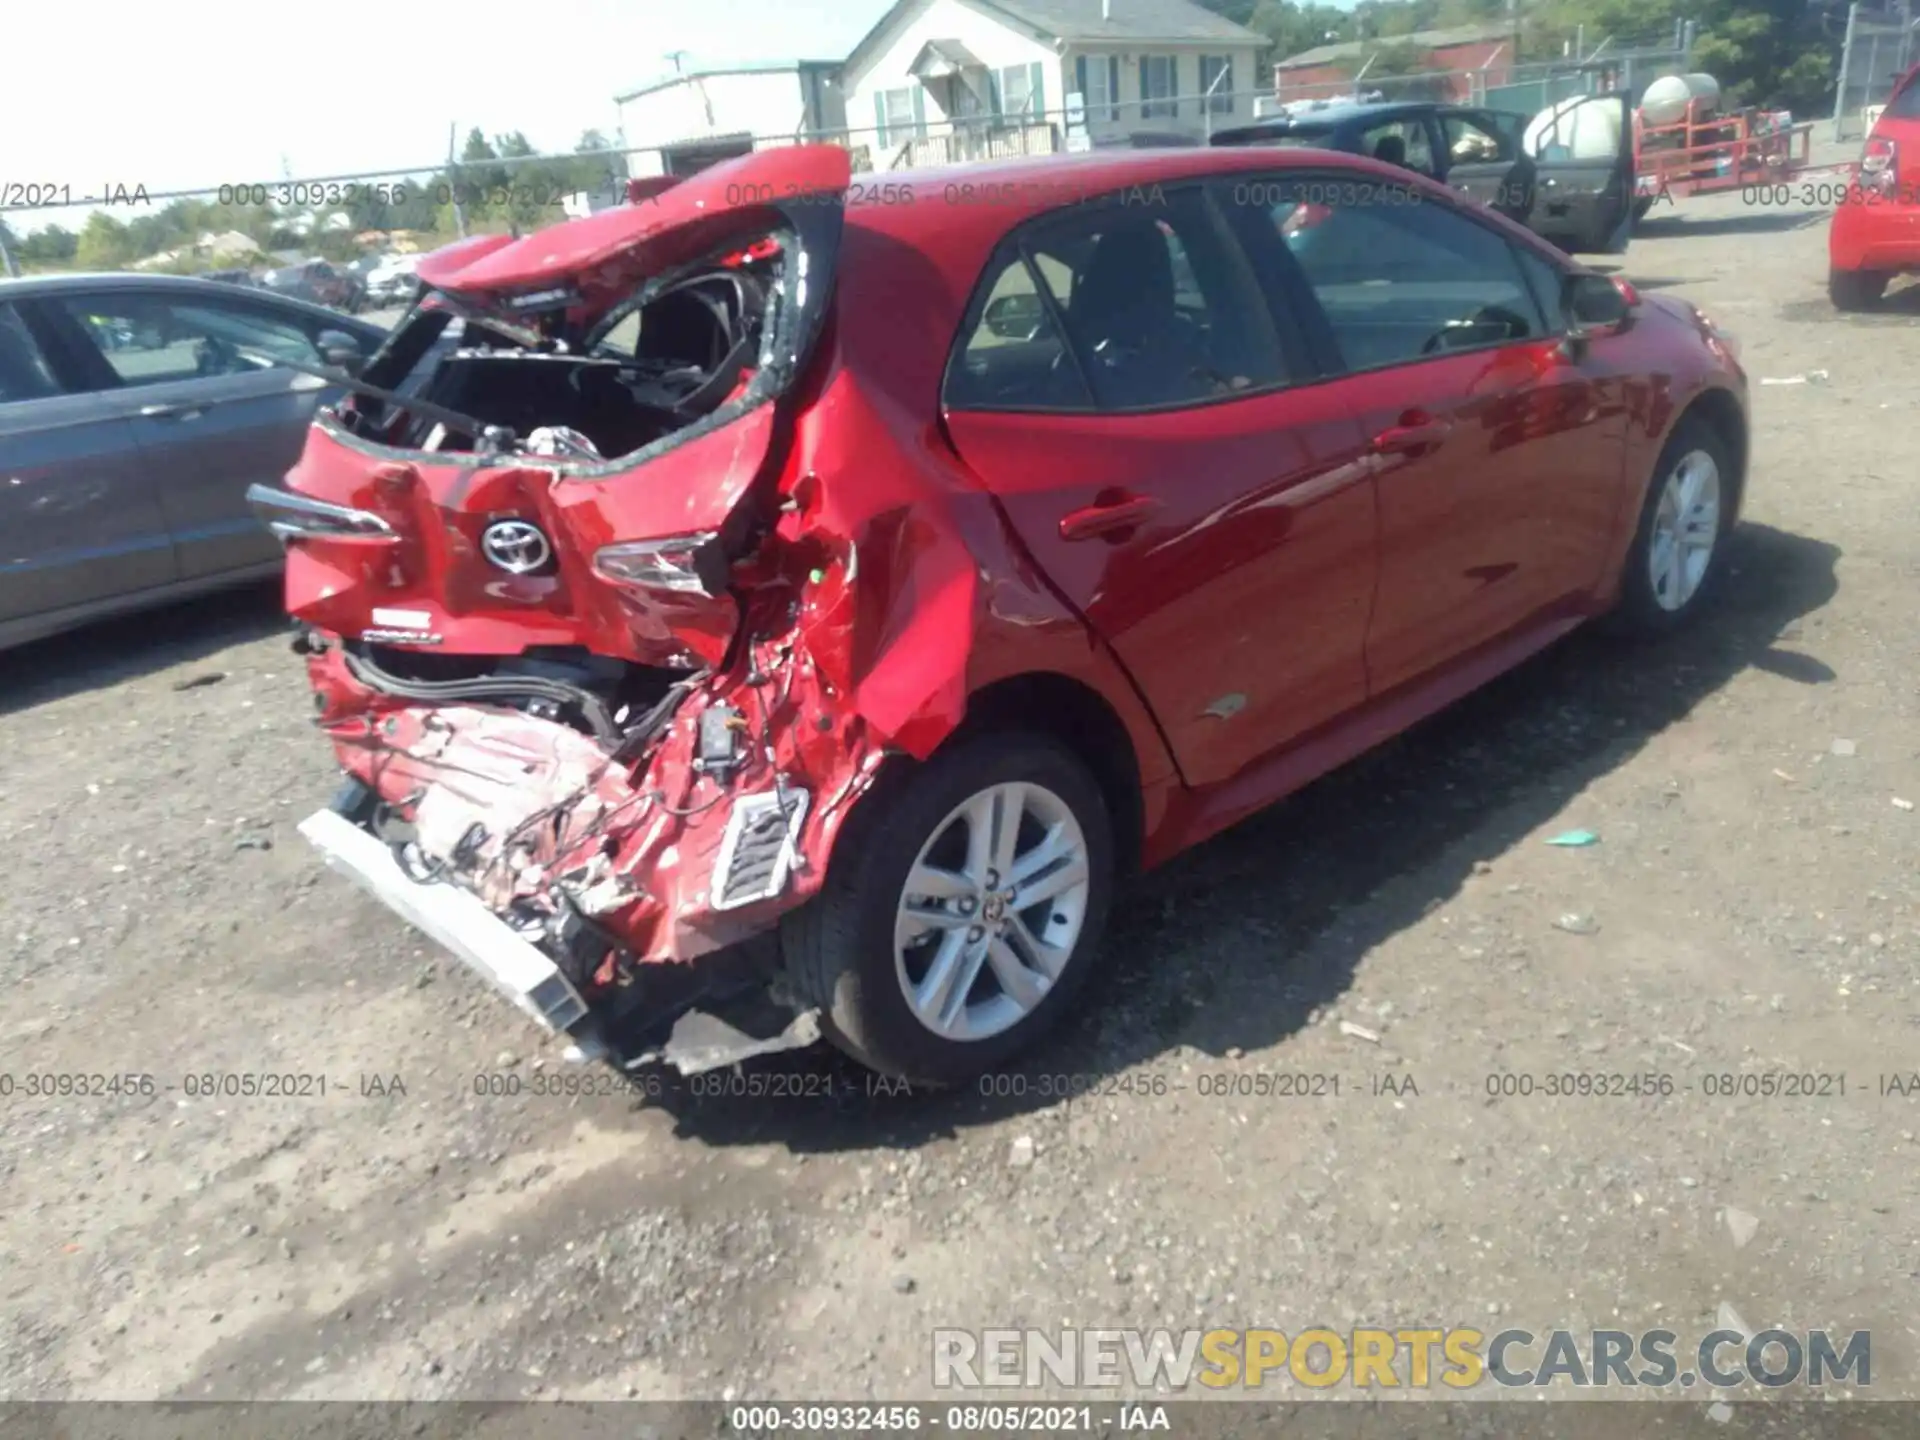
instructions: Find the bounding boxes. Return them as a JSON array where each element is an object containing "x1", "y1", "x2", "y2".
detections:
[{"x1": 2, "y1": 183, "x2": 1916, "y2": 1410}]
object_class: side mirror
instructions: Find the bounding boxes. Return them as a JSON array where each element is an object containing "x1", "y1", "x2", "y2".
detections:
[
  {"x1": 1561, "y1": 272, "x2": 1633, "y2": 351},
  {"x1": 983, "y1": 292, "x2": 1045, "y2": 341},
  {"x1": 316, "y1": 329, "x2": 366, "y2": 377}
]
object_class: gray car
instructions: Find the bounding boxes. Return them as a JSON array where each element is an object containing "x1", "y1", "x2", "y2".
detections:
[{"x1": 0, "y1": 273, "x2": 387, "y2": 650}]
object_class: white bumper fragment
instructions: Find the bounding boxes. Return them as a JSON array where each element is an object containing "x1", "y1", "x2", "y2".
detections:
[{"x1": 297, "y1": 808, "x2": 589, "y2": 1033}]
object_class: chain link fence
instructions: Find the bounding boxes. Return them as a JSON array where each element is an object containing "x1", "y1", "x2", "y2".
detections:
[
  {"x1": 1832, "y1": 3, "x2": 1920, "y2": 140},
  {"x1": 0, "y1": 84, "x2": 1276, "y2": 278},
  {"x1": 0, "y1": 48, "x2": 1683, "y2": 281}
]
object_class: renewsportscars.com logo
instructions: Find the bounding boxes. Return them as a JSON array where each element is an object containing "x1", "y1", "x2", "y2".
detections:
[{"x1": 931, "y1": 1327, "x2": 1871, "y2": 1392}]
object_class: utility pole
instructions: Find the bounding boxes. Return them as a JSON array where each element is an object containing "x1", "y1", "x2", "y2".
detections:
[
  {"x1": 1832, "y1": 2, "x2": 1859, "y2": 141},
  {"x1": 447, "y1": 122, "x2": 469, "y2": 239}
]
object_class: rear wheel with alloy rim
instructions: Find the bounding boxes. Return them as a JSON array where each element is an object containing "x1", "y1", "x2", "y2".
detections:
[
  {"x1": 784, "y1": 733, "x2": 1114, "y2": 1085},
  {"x1": 1611, "y1": 417, "x2": 1734, "y2": 634}
]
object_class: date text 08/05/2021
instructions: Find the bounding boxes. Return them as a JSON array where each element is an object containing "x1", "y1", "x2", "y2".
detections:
[{"x1": 726, "y1": 1404, "x2": 1168, "y2": 1433}]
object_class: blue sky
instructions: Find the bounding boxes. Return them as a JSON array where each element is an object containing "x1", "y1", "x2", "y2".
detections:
[{"x1": 7, "y1": 0, "x2": 899, "y2": 230}]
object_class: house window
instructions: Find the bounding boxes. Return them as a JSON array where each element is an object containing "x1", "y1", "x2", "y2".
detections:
[
  {"x1": 997, "y1": 63, "x2": 1035, "y2": 117},
  {"x1": 878, "y1": 86, "x2": 919, "y2": 146},
  {"x1": 989, "y1": 62, "x2": 1046, "y2": 124},
  {"x1": 1200, "y1": 55, "x2": 1234, "y2": 114},
  {"x1": 1075, "y1": 54, "x2": 1121, "y2": 122},
  {"x1": 1140, "y1": 55, "x2": 1177, "y2": 119}
]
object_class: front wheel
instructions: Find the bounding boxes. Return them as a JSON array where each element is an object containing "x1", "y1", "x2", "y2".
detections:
[
  {"x1": 1829, "y1": 267, "x2": 1889, "y2": 311},
  {"x1": 1609, "y1": 417, "x2": 1734, "y2": 635},
  {"x1": 783, "y1": 733, "x2": 1115, "y2": 1086}
]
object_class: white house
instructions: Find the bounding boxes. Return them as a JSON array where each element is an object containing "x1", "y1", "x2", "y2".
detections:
[
  {"x1": 840, "y1": 0, "x2": 1270, "y2": 169},
  {"x1": 616, "y1": 61, "x2": 851, "y2": 179}
]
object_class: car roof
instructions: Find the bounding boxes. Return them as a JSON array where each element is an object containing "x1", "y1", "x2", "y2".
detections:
[
  {"x1": 851, "y1": 142, "x2": 1412, "y2": 236},
  {"x1": 0, "y1": 272, "x2": 276, "y2": 298},
  {"x1": 1215, "y1": 100, "x2": 1450, "y2": 138},
  {"x1": 0, "y1": 270, "x2": 383, "y2": 334}
]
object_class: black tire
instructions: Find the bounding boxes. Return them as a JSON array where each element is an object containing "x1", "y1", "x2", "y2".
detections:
[
  {"x1": 1829, "y1": 268, "x2": 1888, "y2": 311},
  {"x1": 783, "y1": 732, "x2": 1115, "y2": 1086},
  {"x1": 1609, "y1": 417, "x2": 1735, "y2": 636},
  {"x1": 1631, "y1": 195, "x2": 1656, "y2": 224}
]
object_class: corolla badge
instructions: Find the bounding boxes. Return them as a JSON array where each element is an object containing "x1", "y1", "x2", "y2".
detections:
[{"x1": 480, "y1": 519, "x2": 552, "y2": 574}]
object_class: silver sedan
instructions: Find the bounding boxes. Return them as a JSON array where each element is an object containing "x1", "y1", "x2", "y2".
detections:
[{"x1": 0, "y1": 272, "x2": 386, "y2": 650}]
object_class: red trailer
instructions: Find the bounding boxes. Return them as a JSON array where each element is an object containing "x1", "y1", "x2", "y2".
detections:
[{"x1": 1632, "y1": 101, "x2": 1821, "y2": 216}]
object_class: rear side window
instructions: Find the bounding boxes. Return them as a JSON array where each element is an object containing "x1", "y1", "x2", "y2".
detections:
[
  {"x1": 1358, "y1": 120, "x2": 1438, "y2": 176},
  {"x1": 947, "y1": 187, "x2": 1290, "y2": 413},
  {"x1": 1220, "y1": 177, "x2": 1547, "y2": 372},
  {"x1": 945, "y1": 250, "x2": 1096, "y2": 412},
  {"x1": 52, "y1": 295, "x2": 322, "y2": 389},
  {"x1": 1886, "y1": 74, "x2": 1920, "y2": 119},
  {"x1": 0, "y1": 304, "x2": 62, "y2": 403}
]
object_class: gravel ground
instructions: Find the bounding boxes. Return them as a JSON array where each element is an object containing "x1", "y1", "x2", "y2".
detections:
[{"x1": 1, "y1": 182, "x2": 1916, "y2": 1407}]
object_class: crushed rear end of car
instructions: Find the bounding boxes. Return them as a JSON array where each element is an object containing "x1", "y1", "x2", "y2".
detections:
[{"x1": 248, "y1": 147, "x2": 969, "y2": 1072}]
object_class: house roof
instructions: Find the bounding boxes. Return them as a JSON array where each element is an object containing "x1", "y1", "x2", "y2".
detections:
[
  {"x1": 911, "y1": 38, "x2": 987, "y2": 76},
  {"x1": 982, "y1": 0, "x2": 1270, "y2": 44},
  {"x1": 846, "y1": 0, "x2": 1267, "y2": 85},
  {"x1": 1276, "y1": 22, "x2": 1517, "y2": 70},
  {"x1": 615, "y1": 59, "x2": 841, "y2": 105}
]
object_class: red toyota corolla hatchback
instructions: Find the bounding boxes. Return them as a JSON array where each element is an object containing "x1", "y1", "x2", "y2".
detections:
[
  {"x1": 1829, "y1": 59, "x2": 1920, "y2": 309},
  {"x1": 249, "y1": 142, "x2": 1748, "y2": 1085}
]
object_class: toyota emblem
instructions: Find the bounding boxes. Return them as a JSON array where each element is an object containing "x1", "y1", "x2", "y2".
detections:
[{"x1": 480, "y1": 519, "x2": 553, "y2": 575}]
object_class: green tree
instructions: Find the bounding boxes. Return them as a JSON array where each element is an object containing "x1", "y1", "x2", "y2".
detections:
[
  {"x1": 19, "y1": 224, "x2": 79, "y2": 264},
  {"x1": 1235, "y1": 0, "x2": 1358, "y2": 74},
  {"x1": 1522, "y1": 0, "x2": 1837, "y2": 108},
  {"x1": 568, "y1": 129, "x2": 626, "y2": 197},
  {"x1": 76, "y1": 212, "x2": 137, "y2": 269}
]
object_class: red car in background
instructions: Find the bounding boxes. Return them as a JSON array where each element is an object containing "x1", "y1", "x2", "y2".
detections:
[
  {"x1": 1829, "y1": 59, "x2": 1920, "y2": 308},
  {"x1": 248, "y1": 142, "x2": 1749, "y2": 1085}
]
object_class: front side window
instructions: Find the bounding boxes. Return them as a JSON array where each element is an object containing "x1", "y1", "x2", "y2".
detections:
[
  {"x1": 1201, "y1": 56, "x2": 1234, "y2": 115},
  {"x1": 1443, "y1": 112, "x2": 1513, "y2": 163},
  {"x1": 53, "y1": 295, "x2": 323, "y2": 388},
  {"x1": 1510, "y1": 244, "x2": 1570, "y2": 330},
  {"x1": 1141, "y1": 56, "x2": 1177, "y2": 119},
  {"x1": 1226, "y1": 178, "x2": 1547, "y2": 373},
  {"x1": 948, "y1": 187, "x2": 1289, "y2": 413},
  {"x1": 0, "y1": 304, "x2": 63, "y2": 404}
]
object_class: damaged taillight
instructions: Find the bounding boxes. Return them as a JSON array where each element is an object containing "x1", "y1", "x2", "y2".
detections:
[
  {"x1": 1861, "y1": 135, "x2": 1898, "y2": 198},
  {"x1": 246, "y1": 483, "x2": 397, "y2": 545},
  {"x1": 592, "y1": 532, "x2": 730, "y2": 597},
  {"x1": 1280, "y1": 201, "x2": 1333, "y2": 237}
]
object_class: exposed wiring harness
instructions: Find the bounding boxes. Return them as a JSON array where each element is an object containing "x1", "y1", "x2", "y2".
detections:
[{"x1": 342, "y1": 646, "x2": 622, "y2": 747}]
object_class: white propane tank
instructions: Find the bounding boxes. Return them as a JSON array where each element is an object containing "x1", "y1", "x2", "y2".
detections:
[
  {"x1": 1525, "y1": 95, "x2": 1626, "y2": 160},
  {"x1": 1640, "y1": 72, "x2": 1721, "y2": 126}
]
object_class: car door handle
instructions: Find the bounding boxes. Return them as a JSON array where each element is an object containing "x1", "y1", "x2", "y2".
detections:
[
  {"x1": 138, "y1": 402, "x2": 206, "y2": 420},
  {"x1": 1059, "y1": 493, "x2": 1161, "y2": 542},
  {"x1": 1370, "y1": 419, "x2": 1453, "y2": 455}
]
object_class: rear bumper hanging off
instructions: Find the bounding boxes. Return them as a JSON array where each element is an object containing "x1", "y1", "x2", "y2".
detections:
[{"x1": 297, "y1": 807, "x2": 591, "y2": 1034}]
